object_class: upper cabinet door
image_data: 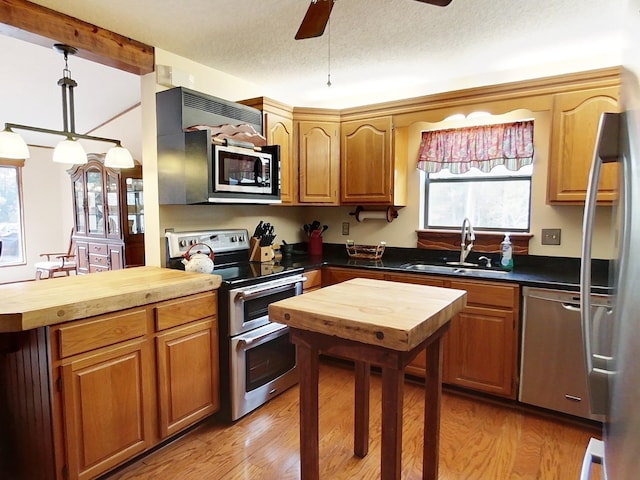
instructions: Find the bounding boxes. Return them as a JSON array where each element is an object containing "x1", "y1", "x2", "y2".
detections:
[
  {"x1": 238, "y1": 97, "x2": 296, "y2": 204},
  {"x1": 547, "y1": 86, "x2": 621, "y2": 205},
  {"x1": 263, "y1": 112, "x2": 295, "y2": 204},
  {"x1": 340, "y1": 116, "x2": 394, "y2": 204},
  {"x1": 298, "y1": 121, "x2": 340, "y2": 204}
]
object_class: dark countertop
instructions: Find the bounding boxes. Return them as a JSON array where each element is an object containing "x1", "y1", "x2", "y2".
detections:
[{"x1": 277, "y1": 243, "x2": 612, "y2": 295}]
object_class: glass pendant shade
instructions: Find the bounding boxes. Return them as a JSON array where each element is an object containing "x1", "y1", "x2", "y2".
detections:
[
  {"x1": 53, "y1": 138, "x2": 88, "y2": 164},
  {"x1": 104, "y1": 145, "x2": 134, "y2": 168},
  {"x1": 0, "y1": 129, "x2": 30, "y2": 159}
]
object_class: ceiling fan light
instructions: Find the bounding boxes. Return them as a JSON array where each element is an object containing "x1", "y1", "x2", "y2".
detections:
[
  {"x1": 105, "y1": 145, "x2": 134, "y2": 168},
  {"x1": 53, "y1": 138, "x2": 87, "y2": 164},
  {"x1": 0, "y1": 128, "x2": 31, "y2": 159}
]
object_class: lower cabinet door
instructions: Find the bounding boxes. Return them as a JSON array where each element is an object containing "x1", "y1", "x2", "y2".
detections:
[
  {"x1": 61, "y1": 339, "x2": 154, "y2": 480},
  {"x1": 155, "y1": 318, "x2": 220, "y2": 438},
  {"x1": 443, "y1": 306, "x2": 516, "y2": 398}
]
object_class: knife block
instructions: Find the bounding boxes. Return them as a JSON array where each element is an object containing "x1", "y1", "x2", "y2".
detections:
[{"x1": 250, "y1": 237, "x2": 274, "y2": 263}]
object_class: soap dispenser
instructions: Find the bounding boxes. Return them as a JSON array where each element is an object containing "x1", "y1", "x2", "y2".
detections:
[{"x1": 500, "y1": 234, "x2": 514, "y2": 271}]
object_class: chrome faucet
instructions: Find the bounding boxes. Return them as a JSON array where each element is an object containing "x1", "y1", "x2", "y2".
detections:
[{"x1": 459, "y1": 217, "x2": 475, "y2": 264}]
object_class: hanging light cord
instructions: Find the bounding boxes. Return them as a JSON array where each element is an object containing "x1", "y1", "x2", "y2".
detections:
[{"x1": 327, "y1": 18, "x2": 332, "y2": 87}]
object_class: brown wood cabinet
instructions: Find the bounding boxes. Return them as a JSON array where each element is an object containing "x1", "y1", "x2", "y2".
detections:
[
  {"x1": 302, "y1": 268, "x2": 322, "y2": 292},
  {"x1": 322, "y1": 266, "x2": 385, "y2": 286},
  {"x1": 69, "y1": 154, "x2": 145, "y2": 273},
  {"x1": 154, "y1": 293, "x2": 219, "y2": 439},
  {"x1": 60, "y1": 336, "x2": 155, "y2": 480},
  {"x1": 444, "y1": 279, "x2": 520, "y2": 399},
  {"x1": 239, "y1": 97, "x2": 296, "y2": 204},
  {"x1": 0, "y1": 291, "x2": 219, "y2": 480},
  {"x1": 547, "y1": 85, "x2": 621, "y2": 205},
  {"x1": 340, "y1": 116, "x2": 406, "y2": 206},
  {"x1": 297, "y1": 120, "x2": 340, "y2": 204}
]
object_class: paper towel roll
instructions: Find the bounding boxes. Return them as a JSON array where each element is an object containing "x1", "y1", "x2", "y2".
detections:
[
  {"x1": 357, "y1": 210, "x2": 388, "y2": 221},
  {"x1": 351, "y1": 206, "x2": 398, "y2": 223}
]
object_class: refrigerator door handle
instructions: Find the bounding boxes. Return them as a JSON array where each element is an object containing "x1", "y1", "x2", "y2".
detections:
[
  {"x1": 580, "y1": 112, "x2": 618, "y2": 415},
  {"x1": 579, "y1": 438, "x2": 604, "y2": 480}
]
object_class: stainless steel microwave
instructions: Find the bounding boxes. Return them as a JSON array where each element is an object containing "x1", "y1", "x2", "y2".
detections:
[{"x1": 209, "y1": 143, "x2": 281, "y2": 204}]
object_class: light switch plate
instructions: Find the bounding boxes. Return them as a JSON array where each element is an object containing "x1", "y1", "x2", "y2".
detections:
[
  {"x1": 541, "y1": 228, "x2": 561, "y2": 245},
  {"x1": 342, "y1": 222, "x2": 350, "y2": 235}
]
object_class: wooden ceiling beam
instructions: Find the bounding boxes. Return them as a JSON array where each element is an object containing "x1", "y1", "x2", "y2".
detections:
[{"x1": 0, "y1": 0, "x2": 154, "y2": 75}]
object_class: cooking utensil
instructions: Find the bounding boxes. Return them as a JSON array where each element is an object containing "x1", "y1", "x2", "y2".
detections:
[{"x1": 320, "y1": 225, "x2": 328, "y2": 236}]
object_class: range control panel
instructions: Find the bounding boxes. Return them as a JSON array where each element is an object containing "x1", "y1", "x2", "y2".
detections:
[{"x1": 165, "y1": 229, "x2": 249, "y2": 258}]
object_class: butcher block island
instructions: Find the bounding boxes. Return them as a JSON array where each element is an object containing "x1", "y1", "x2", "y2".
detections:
[
  {"x1": 0, "y1": 267, "x2": 222, "y2": 480},
  {"x1": 269, "y1": 278, "x2": 467, "y2": 480}
]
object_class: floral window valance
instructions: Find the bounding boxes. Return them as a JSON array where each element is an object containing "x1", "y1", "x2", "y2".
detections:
[{"x1": 417, "y1": 120, "x2": 534, "y2": 174}]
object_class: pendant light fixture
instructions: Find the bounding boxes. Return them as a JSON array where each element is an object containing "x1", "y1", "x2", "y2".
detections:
[{"x1": 0, "y1": 44, "x2": 134, "y2": 168}]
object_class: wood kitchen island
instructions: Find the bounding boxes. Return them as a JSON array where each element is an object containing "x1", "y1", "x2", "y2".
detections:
[
  {"x1": 269, "y1": 278, "x2": 467, "y2": 480},
  {"x1": 0, "y1": 267, "x2": 222, "y2": 480}
]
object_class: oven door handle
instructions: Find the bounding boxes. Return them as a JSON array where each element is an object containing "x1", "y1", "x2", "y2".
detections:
[
  {"x1": 236, "y1": 322, "x2": 289, "y2": 348},
  {"x1": 233, "y1": 276, "x2": 306, "y2": 303}
]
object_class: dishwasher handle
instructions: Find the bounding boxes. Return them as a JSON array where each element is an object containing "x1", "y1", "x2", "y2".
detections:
[{"x1": 561, "y1": 302, "x2": 581, "y2": 312}]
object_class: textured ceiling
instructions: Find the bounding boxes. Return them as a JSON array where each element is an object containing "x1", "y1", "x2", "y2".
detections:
[
  {"x1": 25, "y1": 0, "x2": 624, "y2": 107},
  {"x1": 1, "y1": 0, "x2": 626, "y2": 148}
]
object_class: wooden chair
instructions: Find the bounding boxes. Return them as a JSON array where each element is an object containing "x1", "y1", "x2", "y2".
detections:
[{"x1": 34, "y1": 230, "x2": 77, "y2": 280}]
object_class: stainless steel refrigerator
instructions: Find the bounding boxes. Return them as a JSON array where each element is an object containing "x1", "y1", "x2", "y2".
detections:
[{"x1": 579, "y1": 67, "x2": 640, "y2": 480}]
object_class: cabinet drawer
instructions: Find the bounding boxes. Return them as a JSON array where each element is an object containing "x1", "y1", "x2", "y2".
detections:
[
  {"x1": 155, "y1": 291, "x2": 217, "y2": 331},
  {"x1": 303, "y1": 269, "x2": 322, "y2": 291},
  {"x1": 57, "y1": 308, "x2": 149, "y2": 358},
  {"x1": 89, "y1": 254, "x2": 108, "y2": 266},
  {"x1": 88, "y1": 243, "x2": 108, "y2": 255},
  {"x1": 449, "y1": 280, "x2": 518, "y2": 309},
  {"x1": 89, "y1": 265, "x2": 109, "y2": 273}
]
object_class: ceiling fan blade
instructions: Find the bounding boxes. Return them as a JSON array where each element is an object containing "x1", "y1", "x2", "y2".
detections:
[
  {"x1": 295, "y1": 0, "x2": 334, "y2": 40},
  {"x1": 414, "y1": 0, "x2": 453, "y2": 6}
]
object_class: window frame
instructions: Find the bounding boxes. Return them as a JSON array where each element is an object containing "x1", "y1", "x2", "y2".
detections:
[
  {"x1": 0, "y1": 159, "x2": 26, "y2": 267},
  {"x1": 424, "y1": 169, "x2": 533, "y2": 233}
]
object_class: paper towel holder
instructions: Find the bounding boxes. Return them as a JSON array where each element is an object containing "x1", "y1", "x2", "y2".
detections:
[{"x1": 349, "y1": 206, "x2": 399, "y2": 223}]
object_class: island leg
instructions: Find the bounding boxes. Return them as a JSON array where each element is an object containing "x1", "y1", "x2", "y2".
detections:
[
  {"x1": 293, "y1": 332, "x2": 320, "y2": 480},
  {"x1": 423, "y1": 336, "x2": 444, "y2": 480},
  {"x1": 380, "y1": 365, "x2": 404, "y2": 480},
  {"x1": 354, "y1": 361, "x2": 370, "y2": 457}
]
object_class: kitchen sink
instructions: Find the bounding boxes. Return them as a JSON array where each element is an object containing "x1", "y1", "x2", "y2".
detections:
[{"x1": 400, "y1": 262, "x2": 510, "y2": 275}]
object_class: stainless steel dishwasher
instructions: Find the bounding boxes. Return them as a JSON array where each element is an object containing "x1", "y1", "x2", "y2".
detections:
[{"x1": 519, "y1": 286, "x2": 612, "y2": 421}]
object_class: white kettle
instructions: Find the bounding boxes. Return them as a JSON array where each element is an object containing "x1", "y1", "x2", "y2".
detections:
[{"x1": 181, "y1": 243, "x2": 215, "y2": 274}]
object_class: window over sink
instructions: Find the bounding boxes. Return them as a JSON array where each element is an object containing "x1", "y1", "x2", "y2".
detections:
[
  {"x1": 424, "y1": 164, "x2": 532, "y2": 231},
  {"x1": 419, "y1": 117, "x2": 534, "y2": 232}
]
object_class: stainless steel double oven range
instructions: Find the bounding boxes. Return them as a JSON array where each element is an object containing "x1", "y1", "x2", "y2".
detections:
[{"x1": 165, "y1": 229, "x2": 303, "y2": 421}]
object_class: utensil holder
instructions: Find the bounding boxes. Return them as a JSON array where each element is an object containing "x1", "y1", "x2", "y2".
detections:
[{"x1": 308, "y1": 236, "x2": 323, "y2": 256}]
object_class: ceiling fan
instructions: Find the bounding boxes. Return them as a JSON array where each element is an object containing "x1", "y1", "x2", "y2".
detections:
[{"x1": 295, "y1": 0, "x2": 453, "y2": 40}]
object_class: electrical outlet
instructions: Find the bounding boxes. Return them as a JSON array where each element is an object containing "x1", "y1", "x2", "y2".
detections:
[
  {"x1": 541, "y1": 228, "x2": 561, "y2": 245},
  {"x1": 342, "y1": 222, "x2": 350, "y2": 235}
]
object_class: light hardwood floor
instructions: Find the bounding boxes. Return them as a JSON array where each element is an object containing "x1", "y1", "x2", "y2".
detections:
[{"x1": 104, "y1": 361, "x2": 602, "y2": 480}]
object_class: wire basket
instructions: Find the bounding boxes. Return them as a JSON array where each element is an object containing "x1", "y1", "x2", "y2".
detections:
[{"x1": 345, "y1": 240, "x2": 386, "y2": 260}]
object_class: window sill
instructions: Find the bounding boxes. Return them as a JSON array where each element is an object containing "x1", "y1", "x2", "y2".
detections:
[{"x1": 416, "y1": 229, "x2": 533, "y2": 255}]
